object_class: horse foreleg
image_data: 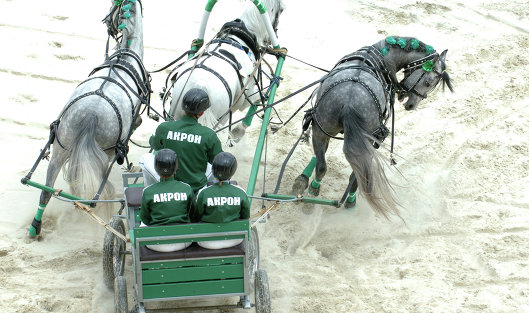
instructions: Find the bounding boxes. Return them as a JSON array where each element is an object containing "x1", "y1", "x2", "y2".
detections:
[
  {"x1": 241, "y1": 104, "x2": 258, "y2": 128},
  {"x1": 29, "y1": 149, "x2": 68, "y2": 238},
  {"x1": 227, "y1": 122, "x2": 248, "y2": 147}
]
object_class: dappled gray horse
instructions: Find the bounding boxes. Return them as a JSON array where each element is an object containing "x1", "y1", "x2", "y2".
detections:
[
  {"x1": 27, "y1": 0, "x2": 150, "y2": 237},
  {"x1": 168, "y1": 0, "x2": 284, "y2": 146},
  {"x1": 291, "y1": 36, "x2": 453, "y2": 218}
]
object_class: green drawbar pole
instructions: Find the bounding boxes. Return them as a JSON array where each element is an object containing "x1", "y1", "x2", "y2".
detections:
[
  {"x1": 251, "y1": 0, "x2": 267, "y2": 13},
  {"x1": 22, "y1": 179, "x2": 88, "y2": 203},
  {"x1": 22, "y1": 179, "x2": 92, "y2": 237},
  {"x1": 246, "y1": 55, "x2": 285, "y2": 204},
  {"x1": 189, "y1": 0, "x2": 218, "y2": 59},
  {"x1": 261, "y1": 193, "x2": 339, "y2": 207}
]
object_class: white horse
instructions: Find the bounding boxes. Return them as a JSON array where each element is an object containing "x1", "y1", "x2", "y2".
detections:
[
  {"x1": 28, "y1": 0, "x2": 150, "y2": 237},
  {"x1": 168, "y1": 0, "x2": 284, "y2": 145}
]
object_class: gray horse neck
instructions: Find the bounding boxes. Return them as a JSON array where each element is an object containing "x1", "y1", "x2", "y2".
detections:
[
  {"x1": 372, "y1": 40, "x2": 428, "y2": 75},
  {"x1": 121, "y1": 2, "x2": 144, "y2": 60}
]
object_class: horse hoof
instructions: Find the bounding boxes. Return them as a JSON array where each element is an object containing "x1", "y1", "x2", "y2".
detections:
[
  {"x1": 228, "y1": 124, "x2": 248, "y2": 145},
  {"x1": 308, "y1": 184, "x2": 320, "y2": 196},
  {"x1": 344, "y1": 199, "x2": 356, "y2": 210},
  {"x1": 291, "y1": 174, "x2": 309, "y2": 195},
  {"x1": 29, "y1": 218, "x2": 42, "y2": 238}
]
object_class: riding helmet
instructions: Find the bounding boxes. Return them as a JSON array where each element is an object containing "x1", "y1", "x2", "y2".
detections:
[
  {"x1": 154, "y1": 149, "x2": 178, "y2": 177},
  {"x1": 212, "y1": 152, "x2": 237, "y2": 181},
  {"x1": 182, "y1": 88, "x2": 210, "y2": 115}
]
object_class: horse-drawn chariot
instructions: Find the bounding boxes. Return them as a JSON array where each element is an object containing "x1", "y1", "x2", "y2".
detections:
[
  {"x1": 20, "y1": 0, "x2": 454, "y2": 311},
  {"x1": 104, "y1": 172, "x2": 269, "y2": 313}
]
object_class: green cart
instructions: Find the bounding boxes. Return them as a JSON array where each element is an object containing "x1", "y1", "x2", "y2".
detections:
[{"x1": 103, "y1": 172, "x2": 270, "y2": 312}]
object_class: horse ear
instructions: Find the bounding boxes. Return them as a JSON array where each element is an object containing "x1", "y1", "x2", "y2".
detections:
[{"x1": 440, "y1": 49, "x2": 448, "y2": 63}]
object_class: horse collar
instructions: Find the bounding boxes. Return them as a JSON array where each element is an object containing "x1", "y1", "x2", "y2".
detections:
[{"x1": 218, "y1": 19, "x2": 260, "y2": 60}]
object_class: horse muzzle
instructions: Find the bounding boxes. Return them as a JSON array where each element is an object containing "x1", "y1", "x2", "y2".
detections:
[{"x1": 403, "y1": 96, "x2": 420, "y2": 111}]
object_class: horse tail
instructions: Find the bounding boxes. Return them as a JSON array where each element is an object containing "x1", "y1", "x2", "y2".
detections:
[
  {"x1": 64, "y1": 113, "x2": 114, "y2": 200},
  {"x1": 342, "y1": 106, "x2": 400, "y2": 219},
  {"x1": 199, "y1": 105, "x2": 222, "y2": 131}
]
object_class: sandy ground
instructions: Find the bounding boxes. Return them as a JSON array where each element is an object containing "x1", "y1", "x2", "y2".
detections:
[{"x1": 1, "y1": 0, "x2": 529, "y2": 312}]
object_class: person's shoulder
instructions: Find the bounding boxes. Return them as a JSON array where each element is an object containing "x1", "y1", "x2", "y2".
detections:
[
  {"x1": 157, "y1": 120, "x2": 174, "y2": 128},
  {"x1": 224, "y1": 184, "x2": 248, "y2": 197},
  {"x1": 231, "y1": 184, "x2": 247, "y2": 193},
  {"x1": 141, "y1": 184, "x2": 157, "y2": 196},
  {"x1": 196, "y1": 123, "x2": 218, "y2": 136},
  {"x1": 197, "y1": 184, "x2": 215, "y2": 198},
  {"x1": 175, "y1": 180, "x2": 194, "y2": 192}
]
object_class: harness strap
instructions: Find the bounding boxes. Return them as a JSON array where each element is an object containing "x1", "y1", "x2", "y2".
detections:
[
  {"x1": 218, "y1": 49, "x2": 242, "y2": 70},
  {"x1": 91, "y1": 59, "x2": 148, "y2": 101},
  {"x1": 211, "y1": 38, "x2": 248, "y2": 54},
  {"x1": 217, "y1": 19, "x2": 260, "y2": 60},
  {"x1": 178, "y1": 63, "x2": 233, "y2": 106},
  {"x1": 209, "y1": 50, "x2": 245, "y2": 88},
  {"x1": 83, "y1": 76, "x2": 134, "y2": 115},
  {"x1": 319, "y1": 76, "x2": 384, "y2": 122}
]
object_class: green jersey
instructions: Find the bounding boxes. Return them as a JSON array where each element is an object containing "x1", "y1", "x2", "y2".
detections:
[
  {"x1": 149, "y1": 115, "x2": 223, "y2": 192},
  {"x1": 193, "y1": 182, "x2": 250, "y2": 223},
  {"x1": 140, "y1": 177, "x2": 194, "y2": 226}
]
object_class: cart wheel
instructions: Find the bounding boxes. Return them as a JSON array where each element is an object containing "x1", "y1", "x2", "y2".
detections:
[
  {"x1": 254, "y1": 269, "x2": 271, "y2": 313},
  {"x1": 103, "y1": 216, "x2": 126, "y2": 289},
  {"x1": 247, "y1": 226, "x2": 260, "y2": 279},
  {"x1": 114, "y1": 275, "x2": 128, "y2": 313}
]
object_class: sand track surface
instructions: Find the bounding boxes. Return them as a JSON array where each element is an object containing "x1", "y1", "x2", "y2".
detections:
[{"x1": 1, "y1": 0, "x2": 528, "y2": 312}]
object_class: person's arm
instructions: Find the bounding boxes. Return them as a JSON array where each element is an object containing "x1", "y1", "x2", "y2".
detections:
[
  {"x1": 193, "y1": 191, "x2": 204, "y2": 222},
  {"x1": 240, "y1": 194, "x2": 251, "y2": 220},
  {"x1": 149, "y1": 124, "x2": 165, "y2": 150},
  {"x1": 188, "y1": 191, "x2": 197, "y2": 222},
  {"x1": 140, "y1": 194, "x2": 152, "y2": 225},
  {"x1": 207, "y1": 132, "x2": 223, "y2": 163}
]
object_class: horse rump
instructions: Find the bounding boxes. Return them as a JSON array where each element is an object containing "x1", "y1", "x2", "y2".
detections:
[{"x1": 64, "y1": 113, "x2": 115, "y2": 200}]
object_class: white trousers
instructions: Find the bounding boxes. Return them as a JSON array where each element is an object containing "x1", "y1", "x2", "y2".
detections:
[
  {"x1": 197, "y1": 239, "x2": 244, "y2": 249},
  {"x1": 140, "y1": 222, "x2": 191, "y2": 252}
]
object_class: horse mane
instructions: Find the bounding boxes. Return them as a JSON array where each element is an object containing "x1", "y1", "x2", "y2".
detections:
[
  {"x1": 376, "y1": 36, "x2": 454, "y2": 93},
  {"x1": 239, "y1": 0, "x2": 283, "y2": 47}
]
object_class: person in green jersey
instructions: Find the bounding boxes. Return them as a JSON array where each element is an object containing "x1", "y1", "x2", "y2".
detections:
[
  {"x1": 142, "y1": 88, "x2": 223, "y2": 192},
  {"x1": 193, "y1": 152, "x2": 250, "y2": 249},
  {"x1": 140, "y1": 149, "x2": 194, "y2": 252}
]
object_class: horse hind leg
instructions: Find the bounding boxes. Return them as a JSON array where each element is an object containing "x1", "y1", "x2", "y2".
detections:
[
  {"x1": 343, "y1": 172, "x2": 359, "y2": 210},
  {"x1": 291, "y1": 156, "x2": 315, "y2": 195},
  {"x1": 29, "y1": 147, "x2": 69, "y2": 237},
  {"x1": 307, "y1": 132, "x2": 330, "y2": 196}
]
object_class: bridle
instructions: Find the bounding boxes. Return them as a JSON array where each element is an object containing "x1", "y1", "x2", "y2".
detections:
[
  {"x1": 399, "y1": 53, "x2": 444, "y2": 99},
  {"x1": 102, "y1": 0, "x2": 143, "y2": 42}
]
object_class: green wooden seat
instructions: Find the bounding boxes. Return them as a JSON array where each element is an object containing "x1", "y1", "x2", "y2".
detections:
[{"x1": 131, "y1": 220, "x2": 251, "y2": 302}]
